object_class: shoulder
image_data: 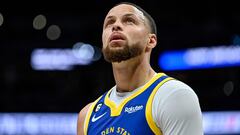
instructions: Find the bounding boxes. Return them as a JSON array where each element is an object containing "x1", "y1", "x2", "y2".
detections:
[
  {"x1": 156, "y1": 79, "x2": 200, "y2": 114},
  {"x1": 156, "y1": 79, "x2": 198, "y2": 101},
  {"x1": 77, "y1": 94, "x2": 105, "y2": 135},
  {"x1": 152, "y1": 79, "x2": 203, "y2": 134},
  {"x1": 77, "y1": 103, "x2": 93, "y2": 135},
  {"x1": 154, "y1": 79, "x2": 200, "y2": 113},
  {"x1": 78, "y1": 103, "x2": 93, "y2": 120}
]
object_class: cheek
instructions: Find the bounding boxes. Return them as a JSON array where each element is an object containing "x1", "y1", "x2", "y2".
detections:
[
  {"x1": 130, "y1": 29, "x2": 148, "y2": 43},
  {"x1": 102, "y1": 31, "x2": 108, "y2": 48}
]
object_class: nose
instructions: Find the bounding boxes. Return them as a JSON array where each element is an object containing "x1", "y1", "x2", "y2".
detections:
[{"x1": 112, "y1": 21, "x2": 122, "y2": 32}]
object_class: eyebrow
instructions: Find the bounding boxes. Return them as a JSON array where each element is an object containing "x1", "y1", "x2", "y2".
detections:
[
  {"x1": 123, "y1": 13, "x2": 136, "y2": 18},
  {"x1": 106, "y1": 13, "x2": 136, "y2": 20},
  {"x1": 105, "y1": 15, "x2": 115, "y2": 20},
  {"x1": 123, "y1": 13, "x2": 145, "y2": 23},
  {"x1": 104, "y1": 13, "x2": 145, "y2": 26}
]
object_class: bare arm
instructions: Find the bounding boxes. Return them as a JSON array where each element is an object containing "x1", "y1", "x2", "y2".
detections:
[{"x1": 77, "y1": 103, "x2": 92, "y2": 135}]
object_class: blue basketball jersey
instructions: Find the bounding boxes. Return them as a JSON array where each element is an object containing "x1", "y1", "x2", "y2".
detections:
[{"x1": 84, "y1": 73, "x2": 173, "y2": 135}]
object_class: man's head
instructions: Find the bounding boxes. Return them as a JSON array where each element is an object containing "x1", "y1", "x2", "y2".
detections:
[{"x1": 102, "y1": 2, "x2": 157, "y2": 63}]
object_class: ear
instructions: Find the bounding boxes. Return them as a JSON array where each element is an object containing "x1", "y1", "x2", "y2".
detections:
[{"x1": 146, "y1": 34, "x2": 157, "y2": 51}]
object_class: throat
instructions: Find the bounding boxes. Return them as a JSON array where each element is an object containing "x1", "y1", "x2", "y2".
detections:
[
  {"x1": 115, "y1": 71, "x2": 156, "y2": 93},
  {"x1": 112, "y1": 58, "x2": 156, "y2": 93}
]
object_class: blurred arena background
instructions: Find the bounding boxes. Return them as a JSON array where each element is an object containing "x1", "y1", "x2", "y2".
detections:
[{"x1": 0, "y1": 0, "x2": 239, "y2": 134}]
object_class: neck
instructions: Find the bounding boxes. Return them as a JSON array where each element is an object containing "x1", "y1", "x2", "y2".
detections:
[{"x1": 112, "y1": 55, "x2": 156, "y2": 92}]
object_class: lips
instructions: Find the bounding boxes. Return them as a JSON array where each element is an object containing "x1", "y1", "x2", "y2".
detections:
[{"x1": 109, "y1": 33, "x2": 126, "y2": 42}]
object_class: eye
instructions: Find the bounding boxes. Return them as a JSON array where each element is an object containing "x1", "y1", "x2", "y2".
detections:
[
  {"x1": 124, "y1": 17, "x2": 135, "y2": 24},
  {"x1": 104, "y1": 19, "x2": 115, "y2": 28}
]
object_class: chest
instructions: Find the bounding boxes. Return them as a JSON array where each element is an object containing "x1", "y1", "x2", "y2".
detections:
[{"x1": 88, "y1": 99, "x2": 153, "y2": 135}]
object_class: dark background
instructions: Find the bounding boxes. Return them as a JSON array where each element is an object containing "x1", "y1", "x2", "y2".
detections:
[{"x1": 0, "y1": 0, "x2": 239, "y2": 113}]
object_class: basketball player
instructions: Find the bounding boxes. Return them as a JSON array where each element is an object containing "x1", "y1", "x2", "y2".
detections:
[{"x1": 77, "y1": 2, "x2": 203, "y2": 135}]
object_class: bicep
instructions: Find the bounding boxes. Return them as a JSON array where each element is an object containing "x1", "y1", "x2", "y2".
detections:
[{"x1": 77, "y1": 103, "x2": 92, "y2": 135}]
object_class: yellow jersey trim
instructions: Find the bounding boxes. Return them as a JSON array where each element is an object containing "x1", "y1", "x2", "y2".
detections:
[
  {"x1": 145, "y1": 77, "x2": 174, "y2": 135},
  {"x1": 104, "y1": 73, "x2": 166, "y2": 117},
  {"x1": 84, "y1": 96, "x2": 102, "y2": 135}
]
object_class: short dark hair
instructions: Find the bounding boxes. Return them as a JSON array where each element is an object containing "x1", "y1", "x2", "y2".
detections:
[{"x1": 115, "y1": 2, "x2": 157, "y2": 36}]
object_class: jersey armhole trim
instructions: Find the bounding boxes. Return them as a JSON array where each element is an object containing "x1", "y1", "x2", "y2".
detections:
[
  {"x1": 84, "y1": 96, "x2": 102, "y2": 135},
  {"x1": 145, "y1": 77, "x2": 174, "y2": 135}
]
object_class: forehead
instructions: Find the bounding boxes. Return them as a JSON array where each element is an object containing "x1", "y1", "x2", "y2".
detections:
[{"x1": 105, "y1": 4, "x2": 144, "y2": 20}]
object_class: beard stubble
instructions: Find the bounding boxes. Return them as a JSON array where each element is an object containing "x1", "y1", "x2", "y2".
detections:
[{"x1": 102, "y1": 43, "x2": 143, "y2": 63}]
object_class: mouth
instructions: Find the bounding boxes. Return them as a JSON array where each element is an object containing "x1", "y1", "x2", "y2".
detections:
[{"x1": 109, "y1": 33, "x2": 126, "y2": 43}]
